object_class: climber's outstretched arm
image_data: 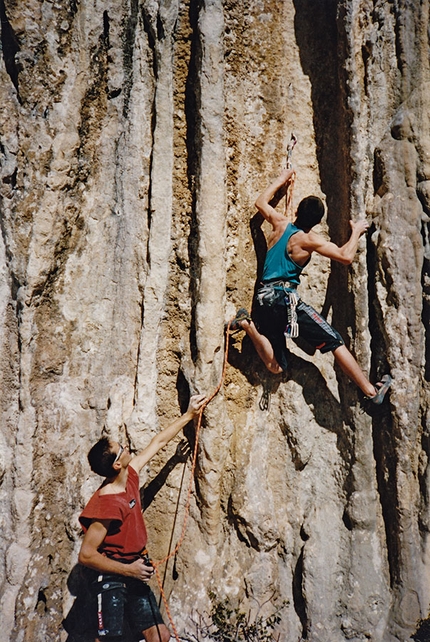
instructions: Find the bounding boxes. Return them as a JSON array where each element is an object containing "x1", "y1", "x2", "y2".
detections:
[
  {"x1": 255, "y1": 168, "x2": 295, "y2": 230},
  {"x1": 300, "y1": 220, "x2": 369, "y2": 265}
]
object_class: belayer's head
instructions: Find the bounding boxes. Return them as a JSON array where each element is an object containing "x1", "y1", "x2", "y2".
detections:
[
  {"x1": 88, "y1": 436, "x2": 129, "y2": 478},
  {"x1": 295, "y1": 196, "x2": 325, "y2": 231}
]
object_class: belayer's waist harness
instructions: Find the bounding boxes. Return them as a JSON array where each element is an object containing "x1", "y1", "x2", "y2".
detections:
[{"x1": 256, "y1": 280, "x2": 299, "y2": 339}]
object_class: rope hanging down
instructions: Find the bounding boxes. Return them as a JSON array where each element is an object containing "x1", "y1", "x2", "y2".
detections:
[{"x1": 150, "y1": 318, "x2": 234, "y2": 642}]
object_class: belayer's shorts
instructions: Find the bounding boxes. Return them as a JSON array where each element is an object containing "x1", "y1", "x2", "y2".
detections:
[
  {"x1": 93, "y1": 573, "x2": 164, "y2": 638},
  {"x1": 255, "y1": 298, "x2": 344, "y2": 372}
]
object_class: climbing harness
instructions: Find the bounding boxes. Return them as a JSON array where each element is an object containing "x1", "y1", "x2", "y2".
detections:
[
  {"x1": 256, "y1": 280, "x2": 299, "y2": 339},
  {"x1": 285, "y1": 133, "x2": 297, "y2": 221},
  {"x1": 150, "y1": 318, "x2": 234, "y2": 642}
]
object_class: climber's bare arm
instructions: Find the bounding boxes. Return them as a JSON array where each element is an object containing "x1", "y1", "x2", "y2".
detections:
[
  {"x1": 300, "y1": 220, "x2": 369, "y2": 265},
  {"x1": 255, "y1": 168, "x2": 295, "y2": 230}
]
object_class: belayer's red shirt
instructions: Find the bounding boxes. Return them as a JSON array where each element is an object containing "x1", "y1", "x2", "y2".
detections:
[{"x1": 79, "y1": 466, "x2": 148, "y2": 562}]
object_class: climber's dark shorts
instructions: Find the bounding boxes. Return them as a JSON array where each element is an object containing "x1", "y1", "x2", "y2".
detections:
[
  {"x1": 93, "y1": 574, "x2": 164, "y2": 638},
  {"x1": 254, "y1": 300, "x2": 291, "y2": 372},
  {"x1": 254, "y1": 298, "x2": 344, "y2": 372}
]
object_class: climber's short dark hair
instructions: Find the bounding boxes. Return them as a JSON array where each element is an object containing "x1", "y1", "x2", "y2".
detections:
[
  {"x1": 87, "y1": 436, "x2": 117, "y2": 478},
  {"x1": 295, "y1": 196, "x2": 325, "y2": 230}
]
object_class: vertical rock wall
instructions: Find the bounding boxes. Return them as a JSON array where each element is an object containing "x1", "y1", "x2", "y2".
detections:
[{"x1": 0, "y1": 1, "x2": 429, "y2": 640}]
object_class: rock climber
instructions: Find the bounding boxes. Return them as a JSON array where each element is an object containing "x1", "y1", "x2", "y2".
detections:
[
  {"x1": 231, "y1": 167, "x2": 391, "y2": 404},
  {"x1": 77, "y1": 393, "x2": 206, "y2": 642}
]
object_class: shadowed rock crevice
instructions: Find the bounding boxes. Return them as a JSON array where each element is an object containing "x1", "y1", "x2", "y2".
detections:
[
  {"x1": 185, "y1": 0, "x2": 201, "y2": 367},
  {"x1": 421, "y1": 231, "x2": 430, "y2": 381},
  {"x1": 293, "y1": 0, "x2": 355, "y2": 362},
  {"x1": 0, "y1": 0, "x2": 20, "y2": 99},
  {"x1": 78, "y1": 38, "x2": 110, "y2": 182},
  {"x1": 372, "y1": 410, "x2": 401, "y2": 588},
  {"x1": 366, "y1": 199, "x2": 400, "y2": 589},
  {"x1": 227, "y1": 495, "x2": 260, "y2": 551},
  {"x1": 28, "y1": 214, "x2": 86, "y2": 305},
  {"x1": 292, "y1": 547, "x2": 308, "y2": 639},
  {"x1": 0, "y1": 209, "x2": 20, "y2": 302},
  {"x1": 366, "y1": 224, "x2": 390, "y2": 383},
  {"x1": 293, "y1": 0, "x2": 347, "y2": 216},
  {"x1": 141, "y1": 1, "x2": 158, "y2": 80},
  {"x1": 121, "y1": 0, "x2": 139, "y2": 115},
  {"x1": 418, "y1": 422, "x2": 430, "y2": 540}
]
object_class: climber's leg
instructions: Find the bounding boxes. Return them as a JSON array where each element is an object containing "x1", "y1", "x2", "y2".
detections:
[
  {"x1": 238, "y1": 317, "x2": 284, "y2": 374},
  {"x1": 333, "y1": 345, "x2": 376, "y2": 397},
  {"x1": 295, "y1": 301, "x2": 392, "y2": 401}
]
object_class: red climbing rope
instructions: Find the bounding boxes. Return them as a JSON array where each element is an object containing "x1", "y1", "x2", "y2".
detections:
[
  {"x1": 285, "y1": 172, "x2": 296, "y2": 221},
  {"x1": 151, "y1": 318, "x2": 234, "y2": 641}
]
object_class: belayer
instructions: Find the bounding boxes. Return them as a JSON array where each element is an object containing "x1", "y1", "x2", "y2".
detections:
[
  {"x1": 231, "y1": 167, "x2": 391, "y2": 404},
  {"x1": 76, "y1": 393, "x2": 206, "y2": 641}
]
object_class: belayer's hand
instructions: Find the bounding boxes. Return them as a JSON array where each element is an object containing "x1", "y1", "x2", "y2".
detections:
[
  {"x1": 187, "y1": 394, "x2": 207, "y2": 417},
  {"x1": 127, "y1": 558, "x2": 155, "y2": 582}
]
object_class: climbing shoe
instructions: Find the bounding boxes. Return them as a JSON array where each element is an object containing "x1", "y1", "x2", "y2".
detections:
[
  {"x1": 228, "y1": 308, "x2": 252, "y2": 332},
  {"x1": 368, "y1": 374, "x2": 392, "y2": 405}
]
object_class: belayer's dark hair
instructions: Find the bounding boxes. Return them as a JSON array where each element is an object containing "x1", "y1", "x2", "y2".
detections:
[
  {"x1": 295, "y1": 196, "x2": 325, "y2": 230},
  {"x1": 88, "y1": 437, "x2": 117, "y2": 478}
]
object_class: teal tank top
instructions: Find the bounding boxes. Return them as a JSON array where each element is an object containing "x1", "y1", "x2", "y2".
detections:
[{"x1": 261, "y1": 223, "x2": 306, "y2": 286}]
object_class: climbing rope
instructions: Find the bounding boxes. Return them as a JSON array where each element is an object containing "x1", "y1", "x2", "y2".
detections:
[
  {"x1": 151, "y1": 318, "x2": 234, "y2": 641},
  {"x1": 285, "y1": 132, "x2": 297, "y2": 221},
  {"x1": 157, "y1": 446, "x2": 189, "y2": 608}
]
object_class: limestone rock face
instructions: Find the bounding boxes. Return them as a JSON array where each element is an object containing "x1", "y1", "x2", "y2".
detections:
[{"x1": 0, "y1": 1, "x2": 429, "y2": 641}]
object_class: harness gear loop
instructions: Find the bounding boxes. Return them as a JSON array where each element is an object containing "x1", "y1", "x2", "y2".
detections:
[
  {"x1": 151, "y1": 318, "x2": 234, "y2": 642},
  {"x1": 285, "y1": 290, "x2": 299, "y2": 339},
  {"x1": 285, "y1": 132, "x2": 297, "y2": 221},
  {"x1": 256, "y1": 280, "x2": 300, "y2": 339}
]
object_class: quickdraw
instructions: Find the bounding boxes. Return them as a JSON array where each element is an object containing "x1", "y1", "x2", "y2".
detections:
[{"x1": 286, "y1": 132, "x2": 297, "y2": 169}]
